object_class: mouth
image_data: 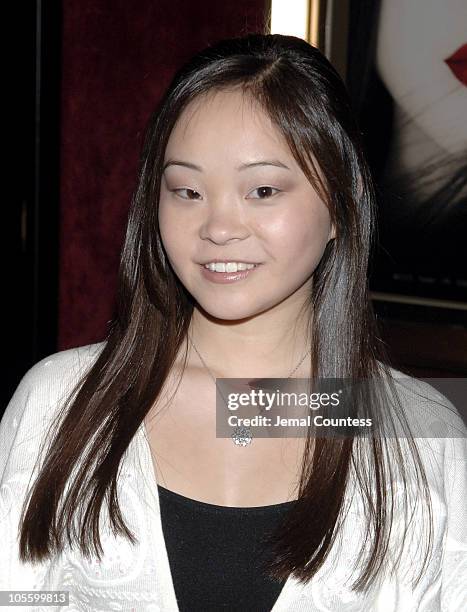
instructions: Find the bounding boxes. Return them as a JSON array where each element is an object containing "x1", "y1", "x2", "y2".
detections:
[
  {"x1": 444, "y1": 43, "x2": 467, "y2": 86},
  {"x1": 199, "y1": 262, "x2": 261, "y2": 284},
  {"x1": 199, "y1": 259, "x2": 261, "y2": 266},
  {"x1": 201, "y1": 262, "x2": 259, "y2": 272}
]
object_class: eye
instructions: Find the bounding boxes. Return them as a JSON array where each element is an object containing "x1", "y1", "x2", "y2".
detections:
[
  {"x1": 247, "y1": 186, "x2": 281, "y2": 200},
  {"x1": 171, "y1": 188, "x2": 202, "y2": 200}
]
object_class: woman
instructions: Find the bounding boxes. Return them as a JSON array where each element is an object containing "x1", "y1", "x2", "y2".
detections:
[{"x1": 1, "y1": 33, "x2": 465, "y2": 611}]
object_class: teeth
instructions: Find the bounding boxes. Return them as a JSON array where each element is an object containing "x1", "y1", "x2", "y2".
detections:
[{"x1": 204, "y1": 262, "x2": 256, "y2": 272}]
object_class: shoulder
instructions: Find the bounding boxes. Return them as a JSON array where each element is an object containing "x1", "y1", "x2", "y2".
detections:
[
  {"x1": 6, "y1": 341, "x2": 104, "y2": 411},
  {"x1": 13, "y1": 341, "x2": 105, "y2": 400},
  {"x1": 373, "y1": 362, "x2": 466, "y2": 505},
  {"x1": 0, "y1": 342, "x2": 106, "y2": 479},
  {"x1": 376, "y1": 361, "x2": 466, "y2": 440}
]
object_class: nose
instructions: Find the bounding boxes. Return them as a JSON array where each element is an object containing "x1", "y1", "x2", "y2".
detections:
[{"x1": 199, "y1": 198, "x2": 250, "y2": 245}]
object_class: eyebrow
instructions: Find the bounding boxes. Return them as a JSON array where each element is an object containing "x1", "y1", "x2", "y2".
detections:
[{"x1": 162, "y1": 159, "x2": 291, "y2": 173}]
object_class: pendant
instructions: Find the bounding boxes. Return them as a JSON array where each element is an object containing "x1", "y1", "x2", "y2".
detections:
[{"x1": 231, "y1": 426, "x2": 252, "y2": 446}]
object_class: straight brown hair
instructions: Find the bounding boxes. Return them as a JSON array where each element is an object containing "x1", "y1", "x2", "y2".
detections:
[{"x1": 18, "y1": 33, "x2": 433, "y2": 592}]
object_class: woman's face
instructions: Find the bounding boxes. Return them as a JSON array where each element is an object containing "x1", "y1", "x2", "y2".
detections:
[{"x1": 158, "y1": 88, "x2": 335, "y2": 321}]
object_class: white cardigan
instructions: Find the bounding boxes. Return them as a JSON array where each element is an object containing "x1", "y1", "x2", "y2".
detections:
[{"x1": 0, "y1": 342, "x2": 465, "y2": 611}]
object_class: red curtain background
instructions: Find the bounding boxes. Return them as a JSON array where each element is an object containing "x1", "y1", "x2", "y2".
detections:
[{"x1": 59, "y1": 0, "x2": 270, "y2": 349}]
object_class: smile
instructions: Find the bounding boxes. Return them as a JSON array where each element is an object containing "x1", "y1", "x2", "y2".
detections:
[
  {"x1": 203, "y1": 262, "x2": 257, "y2": 272},
  {"x1": 199, "y1": 263, "x2": 261, "y2": 284}
]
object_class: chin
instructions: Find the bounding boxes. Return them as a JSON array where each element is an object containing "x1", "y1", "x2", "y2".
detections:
[{"x1": 194, "y1": 299, "x2": 266, "y2": 323}]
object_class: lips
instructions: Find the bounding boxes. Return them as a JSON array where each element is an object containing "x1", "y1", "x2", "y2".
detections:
[
  {"x1": 444, "y1": 43, "x2": 467, "y2": 86},
  {"x1": 199, "y1": 259, "x2": 259, "y2": 265}
]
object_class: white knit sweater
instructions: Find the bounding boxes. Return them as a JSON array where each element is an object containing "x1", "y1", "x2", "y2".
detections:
[{"x1": 0, "y1": 342, "x2": 465, "y2": 611}]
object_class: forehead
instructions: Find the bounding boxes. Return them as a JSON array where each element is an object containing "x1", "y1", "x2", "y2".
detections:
[{"x1": 165, "y1": 88, "x2": 290, "y2": 157}]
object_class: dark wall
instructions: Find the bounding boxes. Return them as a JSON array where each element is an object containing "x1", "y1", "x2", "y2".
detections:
[
  {"x1": 58, "y1": 0, "x2": 270, "y2": 349},
  {"x1": 4, "y1": 2, "x2": 61, "y2": 409}
]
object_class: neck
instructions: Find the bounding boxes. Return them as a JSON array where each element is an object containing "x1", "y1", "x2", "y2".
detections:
[{"x1": 184, "y1": 304, "x2": 313, "y2": 380}]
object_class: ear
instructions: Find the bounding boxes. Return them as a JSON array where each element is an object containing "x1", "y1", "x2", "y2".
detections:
[{"x1": 328, "y1": 222, "x2": 336, "y2": 241}]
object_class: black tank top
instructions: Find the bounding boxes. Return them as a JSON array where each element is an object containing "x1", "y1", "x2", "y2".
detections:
[{"x1": 157, "y1": 484, "x2": 297, "y2": 611}]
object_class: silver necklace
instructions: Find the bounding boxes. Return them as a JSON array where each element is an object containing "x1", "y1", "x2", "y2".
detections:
[{"x1": 188, "y1": 334, "x2": 311, "y2": 447}]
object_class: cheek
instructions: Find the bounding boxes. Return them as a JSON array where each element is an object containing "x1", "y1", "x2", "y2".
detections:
[
  {"x1": 260, "y1": 209, "x2": 331, "y2": 265},
  {"x1": 158, "y1": 205, "x2": 188, "y2": 272},
  {"x1": 157, "y1": 202, "x2": 169, "y2": 242}
]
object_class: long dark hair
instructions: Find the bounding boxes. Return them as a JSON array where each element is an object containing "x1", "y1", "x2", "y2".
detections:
[{"x1": 18, "y1": 33, "x2": 433, "y2": 592}]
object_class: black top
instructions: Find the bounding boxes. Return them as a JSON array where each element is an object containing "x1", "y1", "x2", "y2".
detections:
[{"x1": 157, "y1": 484, "x2": 297, "y2": 612}]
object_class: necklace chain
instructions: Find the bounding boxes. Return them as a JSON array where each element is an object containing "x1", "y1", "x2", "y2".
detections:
[{"x1": 187, "y1": 333, "x2": 311, "y2": 447}]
